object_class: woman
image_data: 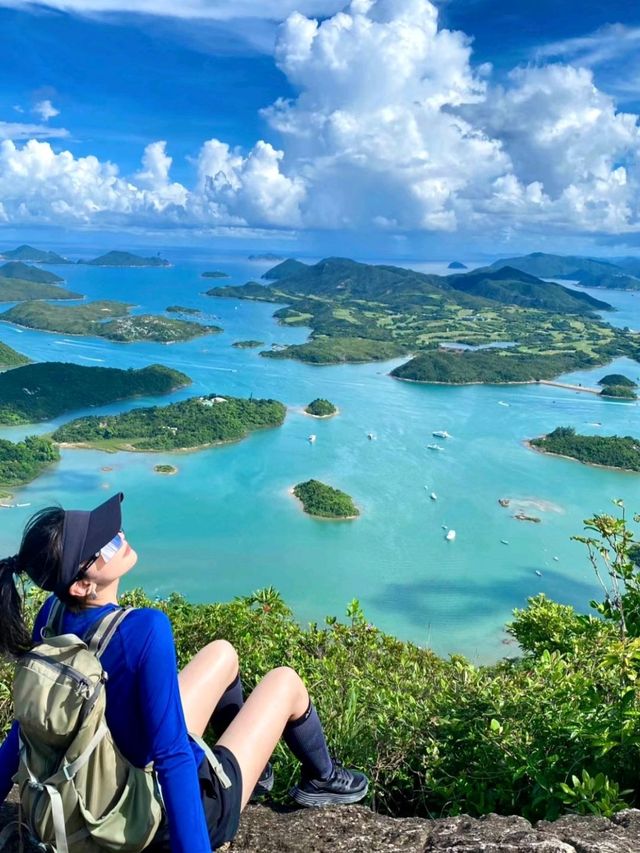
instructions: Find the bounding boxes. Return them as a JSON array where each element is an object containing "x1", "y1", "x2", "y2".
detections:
[{"x1": 0, "y1": 493, "x2": 368, "y2": 853}]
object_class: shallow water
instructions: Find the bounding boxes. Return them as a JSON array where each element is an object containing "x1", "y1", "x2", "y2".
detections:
[{"x1": 0, "y1": 253, "x2": 638, "y2": 662}]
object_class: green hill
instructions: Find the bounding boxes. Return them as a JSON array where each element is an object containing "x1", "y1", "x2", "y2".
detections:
[
  {"x1": 530, "y1": 426, "x2": 640, "y2": 471},
  {"x1": 489, "y1": 253, "x2": 640, "y2": 290},
  {"x1": 0, "y1": 277, "x2": 82, "y2": 303},
  {"x1": 0, "y1": 262, "x2": 64, "y2": 284},
  {"x1": 0, "y1": 341, "x2": 30, "y2": 369},
  {"x1": 52, "y1": 394, "x2": 286, "y2": 451},
  {"x1": 0, "y1": 362, "x2": 191, "y2": 424},
  {"x1": 84, "y1": 251, "x2": 170, "y2": 267},
  {"x1": 0, "y1": 434, "x2": 60, "y2": 490},
  {"x1": 391, "y1": 350, "x2": 586, "y2": 384},
  {"x1": 263, "y1": 259, "x2": 309, "y2": 280},
  {"x1": 0, "y1": 245, "x2": 69, "y2": 264}
]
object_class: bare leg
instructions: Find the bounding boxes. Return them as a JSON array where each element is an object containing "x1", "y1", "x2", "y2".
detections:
[
  {"x1": 178, "y1": 639, "x2": 239, "y2": 736},
  {"x1": 217, "y1": 666, "x2": 309, "y2": 810}
]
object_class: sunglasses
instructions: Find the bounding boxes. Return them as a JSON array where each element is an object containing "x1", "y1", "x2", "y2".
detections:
[{"x1": 76, "y1": 531, "x2": 126, "y2": 577}]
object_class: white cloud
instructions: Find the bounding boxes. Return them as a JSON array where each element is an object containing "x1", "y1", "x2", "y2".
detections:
[
  {"x1": 0, "y1": 0, "x2": 639, "y2": 241},
  {"x1": 535, "y1": 24, "x2": 640, "y2": 69},
  {"x1": 33, "y1": 99, "x2": 60, "y2": 121},
  {"x1": 0, "y1": 121, "x2": 69, "y2": 140}
]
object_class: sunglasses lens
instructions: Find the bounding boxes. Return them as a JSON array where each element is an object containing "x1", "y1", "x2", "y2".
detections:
[{"x1": 100, "y1": 532, "x2": 125, "y2": 563}]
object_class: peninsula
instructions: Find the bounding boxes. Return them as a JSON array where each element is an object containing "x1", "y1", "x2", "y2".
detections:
[
  {"x1": 489, "y1": 252, "x2": 640, "y2": 291},
  {"x1": 528, "y1": 427, "x2": 640, "y2": 473},
  {"x1": 0, "y1": 435, "x2": 60, "y2": 496},
  {"x1": 206, "y1": 256, "x2": 637, "y2": 382},
  {"x1": 0, "y1": 262, "x2": 64, "y2": 284},
  {"x1": 83, "y1": 251, "x2": 170, "y2": 267},
  {"x1": 52, "y1": 394, "x2": 287, "y2": 452},
  {"x1": 304, "y1": 398, "x2": 338, "y2": 417},
  {"x1": 292, "y1": 479, "x2": 359, "y2": 519},
  {"x1": 0, "y1": 300, "x2": 221, "y2": 343},
  {"x1": 0, "y1": 245, "x2": 70, "y2": 264},
  {"x1": 0, "y1": 363, "x2": 190, "y2": 424},
  {"x1": 0, "y1": 277, "x2": 81, "y2": 303},
  {"x1": 0, "y1": 341, "x2": 30, "y2": 370}
]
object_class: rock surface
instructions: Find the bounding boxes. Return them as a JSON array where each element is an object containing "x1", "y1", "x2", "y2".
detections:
[{"x1": 2, "y1": 792, "x2": 639, "y2": 852}]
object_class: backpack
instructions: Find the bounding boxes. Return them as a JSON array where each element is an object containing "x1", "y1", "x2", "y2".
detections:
[{"x1": 5, "y1": 600, "x2": 163, "y2": 853}]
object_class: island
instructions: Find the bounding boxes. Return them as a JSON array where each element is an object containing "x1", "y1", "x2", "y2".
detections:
[
  {"x1": 52, "y1": 394, "x2": 287, "y2": 452},
  {"x1": 0, "y1": 276, "x2": 81, "y2": 303},
  {"x1": 292, "y1": 479, "x2": 359, "y2": 519},
  {"x1": 304, "y1": 398, "x2": 338, "y2": 417},
  {"x1": 0, "y1": 262, "x2": 64, "y2": 284},
  {"x1": 0, "y1": 300, "x2": 221, "y2": 343},
  {"x1": 489, "y1": 252, "x2": 640, "y2": 291},
  {"x1": 232, "y1": 340, "x2": 264, "y2": 349},
  {"x1": 154, "y1": 464, "x2": 178, "y2": 475},
  {"x1": 206, "y1": 256, "x2": 638, "y2": 382},
  {"x1": 166, "y1": 305, "x2": 202, "y2": 315},
  {"x1": 248, "y1": 253, "x2": 285, "y2": 262},
  {"x1": 528, "y1": 427, "x2": 640, "y2": 473},
  {"x1": 201, "y1": 271, "x2": 229, "y2": 279},
  {"x1": 0, "y1": 341, "x2": 30, "y2": 370},
  {"x1": 0, "y1": 435, "x2": 60, "y2": 497},
  {"x1": 83, "y1": 251, "x2": 171, "y2": 268},
  {"x1": 0, "y1": 363, "x2": 190, "y2": 424},
  {"x1": 597, "y1": 374, "x2": 638, "y2": 400},
  {"x1": 0, "y1": 245, "x2": 70, "y2": 264},
  {"x1": 448, "y1": 261, "x2": 468, "y2": 270}
]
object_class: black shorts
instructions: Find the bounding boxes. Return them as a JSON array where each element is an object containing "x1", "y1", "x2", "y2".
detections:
[{"x1": 147, "y1": 745, "x2": 243, "y2": 850}]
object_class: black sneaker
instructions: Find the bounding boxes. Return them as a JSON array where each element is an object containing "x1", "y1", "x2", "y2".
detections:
[
  {"x1": 290, "y1": 760, "x2": 369, "y2": 807},
  {"x1": 250, "y1": 762, "x2": 274, "y2": 802}
]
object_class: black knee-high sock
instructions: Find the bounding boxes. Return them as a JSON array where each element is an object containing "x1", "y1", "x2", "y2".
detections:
[
  {"x1": 283, "y1": 701, "x2": 333, "y2": 781},
  {"x1": 211, "y1": 673, "x2": 244, "y2": 735}
]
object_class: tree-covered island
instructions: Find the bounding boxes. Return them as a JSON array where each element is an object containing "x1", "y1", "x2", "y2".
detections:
[
  {"x1": 206, "y1": 257, "x2": 639, "y2": 382},
  {"x1": 529, "y1": 427, "x2": 640, "y2": 472},
  {"x1": 0, "y1": 245, "x2": 70, "y2": 264},
  {"x1": 83, "y1": 251, "x2": 170, "y2": 267},
  {"x1": 304, "y1": 398, "x2": 338, "y2": 417},
  {"x1": 0, "y1": 435, "x2": 60, "y2": 495},
  {"x1": 0, "y1": 262, "x2": 64, "y2": 284},
  {"x1": 0, "y1": 300, "x2": 221, "y2": 343},
  {"x1": 0, "y1": 363, "x2": 190, "y2": 424},
  {"x1": 52, "y1": 394, "x2": 286, "y2": 452},
  {"x1": 292, "y1": 479, "x2": 359, "y2": 519},
  {"x1": 232, "y1": 340, "x2": 265, "y2": 348},
  {"x1": 597, "y1": 374, "x2": 638, "y2": 400},
  {"x1": 166, "y1": 305, "x2": 202, "y2": 315},
  {"x1": 201, "y1": 271, "x2": 229, "y2": 279}
]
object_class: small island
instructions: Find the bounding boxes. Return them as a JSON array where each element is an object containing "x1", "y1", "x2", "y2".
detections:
[
  {"x1": 154, "y1": 464, "x2": 178, "y2": 475},
  {"x1": 166, "y1": 305, "x2": 202, "y2": 315},
  {"x1": 0, "y1": 245, "x2": 70, "y2": 264},
  {"x1": 448, "y1": 261, "x2": 468, "y2": 270},
  {"x1": 528, "y1": 427, "x2": 640, "y2": 473},
  {"x1": 83, "y1": 251, "x2": 170, "y2": 268},
  {"x1": 248, "y1": 253, "x2": 284, "y2": 262},
  {"x1": 52, "y1": 394, "x2": 287, "y2": 452},
  {"x1": 0, "y1": 363, "x2": 191, "y2": 424},
  {"x1": 598, "y1": 374, "x2": 638, "y2": 400},
  {"x1": 201, "y1": 271, "x2": 229, "y2": 279},
  {"x1": 292, "y1": 479, "x2": 359, "y2": 520},
  {"x1": 232, "y1": 340, "x2": 264, "y2": 349},
  {"x1": 0, "y1": 435, "x2": 60, "y2": 496},
  {"x1": 304, "y1": 398, "x2": 338, "y2": 418}
]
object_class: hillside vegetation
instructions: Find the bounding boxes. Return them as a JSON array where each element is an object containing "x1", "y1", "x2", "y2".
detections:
[
  {"x1": 530, "y1": 427, "x2": 640, "y2": 471},
  {"x1": 52, "y1": 394, "x2": 286, "y2": 451},
  {"x1": 0, "y1": 277, "x2": 81, "y2": 303},
  {"x1": 293, "y1": 479, "x2": 359, "y2": 518},
  {"x1": 0, "y1": 362, "x2": 190, "y2": 424},
  {"x1": 0, "y1": 342, "x2": 30, "y2": 369},
  {"x1": 489, "y1": 252, "x2": 640, "y2": 290},
  {"x1": 0, "y1": 435, "x2": 59, "y2": 490},
  {"x1": 0, "y1": 262, "x2": 64, "y2": 284},
  {"x1": 0, "y1": 245, "x2": 69, "y2": 264},
  {"x1": 84, "y1": 251, "x2": 170, "y2": 267}
]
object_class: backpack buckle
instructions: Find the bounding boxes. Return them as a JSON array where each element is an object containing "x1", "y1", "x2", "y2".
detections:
[{"x1": 62, "y1": 763, "x2": 75, "y2": 782}]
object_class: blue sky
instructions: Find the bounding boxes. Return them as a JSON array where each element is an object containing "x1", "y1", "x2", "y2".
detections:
[{"x1": 1, "y1": 0, "x2": 639, "y2": 258}]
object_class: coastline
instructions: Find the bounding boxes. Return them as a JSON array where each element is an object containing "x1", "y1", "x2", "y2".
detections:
[
  {"x1": 524, "y1": 438, "x2": 640, "y2": 475},
  {"x1": 288, "y1": 486, "x2": 359, "y2": 521}
]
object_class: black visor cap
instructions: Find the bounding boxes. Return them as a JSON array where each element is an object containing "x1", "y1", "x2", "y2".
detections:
[{"x1": 56, "y1": 492, "x2": 124, "y2": 595}]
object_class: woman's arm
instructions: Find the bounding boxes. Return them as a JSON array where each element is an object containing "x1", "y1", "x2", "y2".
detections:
[
  {"x1": 0, "y1": 721, "x2": 19, "y2": 803},
  {"x1": 136, "y1": 611, "x2": 212, "y2": 853}
]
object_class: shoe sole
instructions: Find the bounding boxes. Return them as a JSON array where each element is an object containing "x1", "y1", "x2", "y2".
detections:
[{"x1": 289, "y1": 781, "x2": 369, "y2": 807}]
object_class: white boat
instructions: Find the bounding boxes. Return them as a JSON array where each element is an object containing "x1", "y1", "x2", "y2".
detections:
[
  {"x1": 553, "y1": 556, "x2": 559, "y2": 562},
  {"x1": 308, "y1": 434, "x2": 316, "y2": 444},
  {"x1": 498, "y1": 401, "x2": 510, "y2": 407},
  {"x1": 16, "y1": 503, "x2": 31, "y2": 507},
  {"x1": 426, "y1": 444, "x2": 443, "y2": 451},
  {"x1": 367, "y1": 433, "x2": 376, "y2": 440},
  {"x1": 430, "y1": 492, "x2": 437, "y2": 501},
  {"x1": 500, "y1": 539, "x2": 509, "y2": 545},
  {"x1": 445, "y1": 529, "x2": 456, "y2": 541},
  {"x1": 535, "y1": 570, "x2": 543, "y2": 577},
  {"x1": 432, "y1": 430, "x2": 451, "y2": 439},
  {"x1": 441, "y1": 524, "x2": 448, "y2": 529}
]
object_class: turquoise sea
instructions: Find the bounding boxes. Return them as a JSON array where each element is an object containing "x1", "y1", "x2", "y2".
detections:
[{"x1": 0, "y1": 251, "x2": 638, "y2": 662}]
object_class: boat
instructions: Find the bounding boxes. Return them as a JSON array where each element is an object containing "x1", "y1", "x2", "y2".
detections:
[
  {"x1": 432, "y1": 430, "x2": 452, "y2": 439},
  {"x1": 426, "y1": 444, "x2": 443, "y2": 451},
  {"x1": 441, "y1": 524, "x2": 448, "y2": 529},
  {"x1": 445, "y1": 529, "x2": 456, "y2": 541},
  {"x1": 367, "y1": 433, "x2": 376, "y2": 440},
  {"x1": 15, "y1": 503, "x2": 31, "y2": 507},
  {"x1": 430, "y1": 492, "x2": 437, "y2": 501},
  {"x1": 308, "y1": 435, "x2": 316, "y2": 444},
  {"x1": 500, "y1": 539, "x2": 509, "y2": 545},
  {"x1": 498, "y1": 401, "x2": 510, "y2": 407},
  {"x1": 553, "y1": 556, "x2": 559, "y2": 562},
  {"x1": 535, "y1": 570, "x2": 543, "y2": 577}
]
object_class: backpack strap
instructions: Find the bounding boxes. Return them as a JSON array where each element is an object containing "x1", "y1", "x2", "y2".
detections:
[
  {"x1": 42, "y1": 598, "x2": 65, "y2": 639},
  {"x1": 86, "y1": 606, "x2": 136, "y2": 659},
  {"x1": 189, "y1": 733, "x2": 232, "y2": 790}
]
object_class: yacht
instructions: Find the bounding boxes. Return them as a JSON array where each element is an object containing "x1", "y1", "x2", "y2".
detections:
[
  {"x1": 535, "y1": 570, "x2": 543, "y2": 577},
  {"x1": 445, "y1": 529, "x2": 456, "y2": 541},
  {"x1": 432, "y1": 430, "x2": 452, "y2": 439},
  {"x1": 430, "y1": 492, "x2": 437, "y2": 501},
  {"x1": 500, "y1": 540, "x2": 509, "y2": 545},
  {"x1": 426, "y1": 444, "x2": 443, "y2": 451},
  {"x1": 308, "y1": 434, "x2": 316, "y2": 443}
]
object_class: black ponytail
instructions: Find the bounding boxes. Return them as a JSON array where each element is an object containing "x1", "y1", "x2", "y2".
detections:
[{"x1": 0, "y1": 506, "x2": 65, "y2": 659}]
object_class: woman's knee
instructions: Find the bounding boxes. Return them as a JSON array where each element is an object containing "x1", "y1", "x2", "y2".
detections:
[
  {"x1": 266, "y1": 666, "x2": 307, "y2": 700},
  {"x1": 204, "y1": 638, "x2": 239, "y2": 680}
]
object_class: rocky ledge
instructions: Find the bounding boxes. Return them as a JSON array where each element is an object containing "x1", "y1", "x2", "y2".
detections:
[{"x1": 2, "y1": 796, "x2": 639, "y2": 852}]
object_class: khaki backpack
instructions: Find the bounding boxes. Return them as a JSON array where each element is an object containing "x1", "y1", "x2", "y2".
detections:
[{"x1": 2, "y1": 601, "x2": 163, "y2": 853}]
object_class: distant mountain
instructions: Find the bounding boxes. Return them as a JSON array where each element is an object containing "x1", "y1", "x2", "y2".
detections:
[
  {"x1": 84, "y1": 251, "x2": 170, "y2": 267},
  {"x1": 0, "y1": 262, "x2": 64, "y2": 285},
  {"x1": 489, "y1": 252, "x2": 640, "y2": 290},
  {"x1": 248, "y1": 253, "x2": 285, "y2": 262},
  {"x1": 263, "y1": 259, "x2": 309, "y2": 280},
  {"x1": 448, "y1": 266, "x2": 611, "y2": 314},
  {"x1": 447, "y1": 261, "x2": 467, "y2": 270},
  {"x1": 0, "y1": 245, "x2": 70, "y2": 264}
]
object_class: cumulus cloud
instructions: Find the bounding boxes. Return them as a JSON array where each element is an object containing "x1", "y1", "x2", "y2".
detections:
[
  {"x1": 0, "y1": 0, "x2": 639, "y2": 240},
  {"x1": 33, "y1": 99, "x2": 60, "y2": 121}
]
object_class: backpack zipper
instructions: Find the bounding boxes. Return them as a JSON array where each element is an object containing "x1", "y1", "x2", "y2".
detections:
[{"x1": 23, "y1": 651, "x2": 92, "y2": 692}]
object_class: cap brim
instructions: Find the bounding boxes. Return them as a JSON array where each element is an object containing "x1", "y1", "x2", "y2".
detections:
[
  {"x1": 82, "y1": 492, "x2": 124, "y2": 562},
  {"x1": 59, "y1": 492, "x2": 124, "y2": 593}
]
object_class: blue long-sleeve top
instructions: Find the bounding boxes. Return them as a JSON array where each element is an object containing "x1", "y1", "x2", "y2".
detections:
[{"x1": 0, "y1": 597, "x2": 212, "y2": 853}]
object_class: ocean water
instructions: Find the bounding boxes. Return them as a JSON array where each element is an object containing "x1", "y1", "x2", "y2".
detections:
[{"x1": 0, "y1": 253, "x2": 638, "y2": 662}]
